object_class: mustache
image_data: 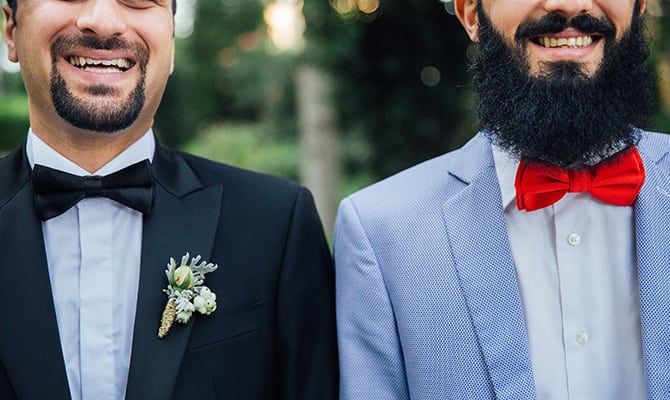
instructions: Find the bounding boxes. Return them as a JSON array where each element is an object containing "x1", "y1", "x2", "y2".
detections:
[{"x1": 515, "y1": 13, "x2": 615, "y2": 42}]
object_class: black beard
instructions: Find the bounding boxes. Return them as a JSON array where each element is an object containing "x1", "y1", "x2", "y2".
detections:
[
  {"x1": 470, "y1": 7, "x2": 656, "y2": 169},
  {"x1": 50, "y1": 36, "x2": 148, "y2": 133}
]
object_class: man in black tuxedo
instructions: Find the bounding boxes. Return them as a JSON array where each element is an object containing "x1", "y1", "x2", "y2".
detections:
[{"x1": 0, "y1": 0, "x2": 337, "y2": 399}]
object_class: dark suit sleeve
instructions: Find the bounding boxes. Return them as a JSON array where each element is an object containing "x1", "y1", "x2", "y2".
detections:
[{"x1": 275, "y1": 187, "x2": 339, "y2": 399}]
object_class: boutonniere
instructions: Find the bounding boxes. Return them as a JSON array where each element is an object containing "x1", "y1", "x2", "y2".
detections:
[{"x1": 158, "y1": 252, "x2": 219, "y2": 339}]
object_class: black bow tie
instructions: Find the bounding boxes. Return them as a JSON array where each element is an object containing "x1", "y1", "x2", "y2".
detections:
[{"x1": 32, "y1": 160, "x2": 155, "y2": 221}]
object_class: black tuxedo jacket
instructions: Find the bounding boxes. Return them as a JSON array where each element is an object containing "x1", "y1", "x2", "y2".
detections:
[{"x1": 0, "y1": 144, "x2": 338, "y2": 399}]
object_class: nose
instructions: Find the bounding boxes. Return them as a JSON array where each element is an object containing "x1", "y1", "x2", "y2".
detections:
[
  {"x1": 75, "y1": 0, "x2": 127, "y2": 38},
  {"x1": 543, "y1": 0, "x2": 593, "y2": 18}
]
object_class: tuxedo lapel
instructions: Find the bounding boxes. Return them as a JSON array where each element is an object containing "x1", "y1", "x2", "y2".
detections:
[
  {"x1": 0, "y1": 150, "x2": 71, "y2": 399},
  {"x1": 125, "y1": 146, "x2": 223, "y2": 400},
  {"x1": 634, "y1": 148, "x2": 670, "y2": 400},
  {"x1": 442, "y1": 134, "x2": 536, "y2": 399}
]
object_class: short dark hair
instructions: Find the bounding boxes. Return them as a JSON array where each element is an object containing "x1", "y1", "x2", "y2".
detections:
[{"x1": 6, "y1": 0, "x2": 177, "y2": 19}]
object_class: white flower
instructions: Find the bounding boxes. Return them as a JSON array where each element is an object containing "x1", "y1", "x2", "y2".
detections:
[
  {"x1": 193, "y1": 295, "x2": 206, "y2": 309},
  {"x1": 176, "y1": 311, "x2": 192, "y2": 324},
  {"x1": 194, "y1": 286, "x2": 217, "y2": 315},
  {"x1": 183, "y1": 301, "x2": 196, "y2": 313}
]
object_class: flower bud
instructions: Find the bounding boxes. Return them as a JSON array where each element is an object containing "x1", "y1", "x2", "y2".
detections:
[{"x1": 171, "y1": 266, "x2": 194, "y2": 290}]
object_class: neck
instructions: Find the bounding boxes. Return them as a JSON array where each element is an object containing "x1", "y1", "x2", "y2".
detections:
[{"x1": 30, "y1": 126, "x2": 149, "y2": 173}]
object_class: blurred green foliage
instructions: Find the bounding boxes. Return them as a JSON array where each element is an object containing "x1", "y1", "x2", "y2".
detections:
[
  {"x1": 155, "y1": 0, "x2": 476, "y2": 182},
  {"x1": 650, "y1": 16, "x2": 670, "y2": 133},
  {"x1": 155, "y1": 0, "x2": 298, "y2": 149},
  {"x1": 0, "y1": 93, "x2": 29, "y2": 151},
  {"x1": 181, "y1": 121, "x2": 375, "y2": 198},
  {"x1": 182, "y1": 122, "x2": 300, "y2": 181},
  {"x1": 328, "y1": 1, "x2": 474, "y2": 179}
]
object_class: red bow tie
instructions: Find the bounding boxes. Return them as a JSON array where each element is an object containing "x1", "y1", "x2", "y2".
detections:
[{"x1": 515, "y1": 146, "x2": 645, "y2": 212}]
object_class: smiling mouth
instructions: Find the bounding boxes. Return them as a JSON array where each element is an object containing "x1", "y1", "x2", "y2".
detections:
[
  {"x1": 68, "y1": 56, "x2": 133, "y2": 73},
  {"x1": 531, "y1": 35, "x2": 597, "y2": 49}
]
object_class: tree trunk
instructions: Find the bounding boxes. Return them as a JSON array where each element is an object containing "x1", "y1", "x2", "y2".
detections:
[{"x1": 295, "y1": 63, "x2": 339, "y2": 237}]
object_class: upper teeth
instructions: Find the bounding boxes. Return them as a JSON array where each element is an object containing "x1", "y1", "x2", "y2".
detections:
[
  {"x1": 539, "y1": 36, "x2": 594, "y2": 48},
  {"x1": 68, "y1": 56, "x2": 131, "y2": 70}
]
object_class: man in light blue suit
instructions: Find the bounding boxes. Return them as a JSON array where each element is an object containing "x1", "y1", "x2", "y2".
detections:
[{"x1": 334, "y1": 0, "x2": 670, "y2": 398}]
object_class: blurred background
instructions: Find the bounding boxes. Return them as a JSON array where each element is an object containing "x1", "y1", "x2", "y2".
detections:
[{"x1": 1, "y1": 0, "x2": 670, "y2": 237}]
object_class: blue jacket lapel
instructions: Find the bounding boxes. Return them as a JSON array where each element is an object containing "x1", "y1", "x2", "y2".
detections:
[
  {"x1": 125, "y1": 146, "x2": 223, "y2": 400},
  {"x1": 0, "y1": 149, "x2": 71, "y2": 399},
  {"x1": 442, "y1": 134, "x2": 536, "y2": 399},
  {"x1": 634, "y1": 137, "x2": 670, "y2": 400}
]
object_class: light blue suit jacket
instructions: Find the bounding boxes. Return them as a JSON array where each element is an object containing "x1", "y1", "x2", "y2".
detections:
[{"x1": 334, "y1": 131, "x2": 670, "y2": 399}]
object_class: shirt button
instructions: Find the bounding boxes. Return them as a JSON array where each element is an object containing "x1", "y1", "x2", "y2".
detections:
[
  {"x1": 576, "y1": 331, "x2": 589, "y2": 345},
  {"x1": 568, "y1": 233, "x2": 581, "y2": 246}
]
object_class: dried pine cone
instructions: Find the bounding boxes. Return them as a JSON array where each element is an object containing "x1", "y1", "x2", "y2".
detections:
[{"x1": 158, "y1": 299, "x2": 177, "y2": 339}]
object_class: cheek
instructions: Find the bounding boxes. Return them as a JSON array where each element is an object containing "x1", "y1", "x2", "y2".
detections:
[
  {"x1": 142, "y1": 40, "x2": 174, "y2": 97},
  {"x1": 15, "y1": 39, "x2": 48, "y2": 77},
  {"x1": 594, "y1": 0, "x2": 638, "y2": 36},
  {"x1": 147, "y1": 32, "x2": 175, "y2": 74},
  {"x1": 486, "y1": 12, "x2": 523, "y2": 43},
  {"x1": 612, "y1": 16, "x2": 634, "y2": 40}
]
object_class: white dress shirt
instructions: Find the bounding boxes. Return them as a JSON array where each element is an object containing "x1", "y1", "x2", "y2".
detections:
[
  {"x1": 26, "y1": 130, "x2": 155, "y2": 400},
  {"x1": 493, "y1": 146, "x2": 645, "y2": 400}
]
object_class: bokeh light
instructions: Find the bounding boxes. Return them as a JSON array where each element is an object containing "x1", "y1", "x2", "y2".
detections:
[
  {"x1": 264, "y1": 0, "x2": 306, "y2": 51},
  {"x1": 330, "y1": 0, "x2": 380, "y2": 17},
  {"x1": 420, "y1": 66, "x2": 441, "y2": 87}
]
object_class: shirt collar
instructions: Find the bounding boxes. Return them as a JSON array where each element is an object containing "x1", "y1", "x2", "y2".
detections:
[
  {"x1": 26, "y1": 129, "x2": 156, "y2": 176},
  {"x1": 492, "y1": 144, "x2": 519, "y2": 211}
]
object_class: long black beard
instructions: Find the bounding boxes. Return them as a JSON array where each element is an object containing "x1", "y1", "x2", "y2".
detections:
[
  {"x1": 471, "y1": 7, "x2": 656, "y2": 169},
  {"x1": 50, "y1": 36, "x2": 148, "y2": 133}
]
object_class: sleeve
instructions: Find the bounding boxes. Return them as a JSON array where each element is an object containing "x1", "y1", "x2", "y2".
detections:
[
  {"x1": 333, "y1": 197, "x2": 410, "y2": 400},
  {"x1": 275, "y1": 187, "x2": 339, "y2": 400}
]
